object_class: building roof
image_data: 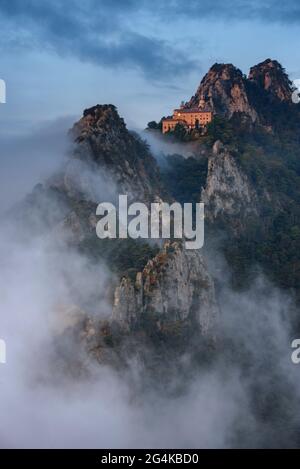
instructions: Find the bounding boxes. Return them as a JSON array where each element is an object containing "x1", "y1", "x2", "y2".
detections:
[{"x1": 174, "y1": 107, "x2": 212, "y2": 114}]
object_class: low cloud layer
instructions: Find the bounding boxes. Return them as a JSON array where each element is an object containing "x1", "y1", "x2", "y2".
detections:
[
  {"x1": 0, "y1": 116, "x2": 74, "y2": 213},
  {"x1": 0, "y1": 212, "x2": 299, "y2": 447},
  {"x1": 0, "y1": 116, "x2": 300, "y2": 449}
]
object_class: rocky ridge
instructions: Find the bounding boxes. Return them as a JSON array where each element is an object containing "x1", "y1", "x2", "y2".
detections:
[
  {"x1": 184, "y1": 58, "x2": 295, "y2": 126},
  {"x1": 21, "y1": 59, "x2": 299, "y2": 364},
  {"x1": 248, "y1": 58, "x2": 294, "y2": 102},
  {"x1": 38, "y1": 106, "x2": 220, "y2": 351},
  {"x1": 187, "y1": 63, "x2": 258, "y2": 122},
  {"x1": 112, "y1": 240, "x2": 218, "y2": 336}
]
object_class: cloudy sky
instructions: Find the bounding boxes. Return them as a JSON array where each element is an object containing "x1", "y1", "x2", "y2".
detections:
[{"x1": 1, "y1": 0, "x2": 300, "y2": 134}]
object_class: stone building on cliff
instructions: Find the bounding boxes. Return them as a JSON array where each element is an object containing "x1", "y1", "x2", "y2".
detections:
[{"x1": 162, "y1": 96, "x2": 212, "y2": 133}]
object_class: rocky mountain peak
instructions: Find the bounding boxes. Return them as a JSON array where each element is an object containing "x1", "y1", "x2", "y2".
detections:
[
  {"x1": 69, "y1": 104, "x2": 164, "y2": 202},
  {"x1": 72, "y1": 104, "x2": 127, "y2": 143},
  {"x1": 248, "y1": 58, "x2": 293, "y2": 102},
  {"x1": 163, "y1": 59, "x2": 297, "y2": 130},
  {"x1": 187, "y1": 62, "x2": 258, "y2": 122},
  {"x1": 208, "y1": 62, "x2": 243, "y2": 81}
]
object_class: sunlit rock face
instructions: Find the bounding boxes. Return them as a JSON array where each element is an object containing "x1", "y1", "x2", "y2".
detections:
[
  {"x1": 187, "y1": 63, "x2": 258, "y2": 122},
  {"x1": 184, "y1": 59, "x2": 295, "y2": 127}
]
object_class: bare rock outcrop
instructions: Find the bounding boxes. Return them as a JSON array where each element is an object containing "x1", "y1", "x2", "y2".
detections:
[
  {"x1": 176, "y1": 59, "x2": 297, "y2": 129},
  {"x1": 112, "y1": 240, "x2": 219, "y2": 337},
  {"x1": 248, "y1": 58, "x2": 293, "y2": 102},
  {"x1": 201, "y1": 141, "x2": 262, "y2": 233},
  {"x1": 187, "y1": 63, "x2": 258, "y2": 122},
  {"x1": 70, "y1": 104, "x2": 164, "y2": 202}
]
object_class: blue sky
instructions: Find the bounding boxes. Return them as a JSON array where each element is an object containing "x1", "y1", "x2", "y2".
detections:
[{"x1": 1, "y1": 0, "x2": 300, "y2": 135}]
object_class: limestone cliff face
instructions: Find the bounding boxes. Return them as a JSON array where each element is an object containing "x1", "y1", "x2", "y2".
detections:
[
  {"x1": 112, "y1": 241, "x2": 219, "y2": 336},
  {"x1": 201, "y1": 141, "x2": 262, "y2": 232},
  {"x1": 187, "y1": 63, "x2": 258, "y2": 122},
  {"x1": 248, "y1": 58, "x2": 293, "y2": 102}
]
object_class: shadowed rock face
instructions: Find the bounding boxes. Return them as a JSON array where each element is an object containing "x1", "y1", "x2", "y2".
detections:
[
  {"x1": 70, "y1": 104, "x2": 164, "y2": 202},
  {"x1": 200, "y1": 140, "x2": 285, "y2": 239},
  {"x1": 201, "y1": 140, "x2": 260, "y2": 233},
  {"x1": 248, "y1": 58, "x2": 293, "y2": 102},
  {"x1": 32, "y1": 104, "x2": 167, "y2": 244}
]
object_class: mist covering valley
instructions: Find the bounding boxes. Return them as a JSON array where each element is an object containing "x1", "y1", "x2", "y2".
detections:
[{"x1": 1, "y1": 59, "x2": 300, "y2": 449}]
